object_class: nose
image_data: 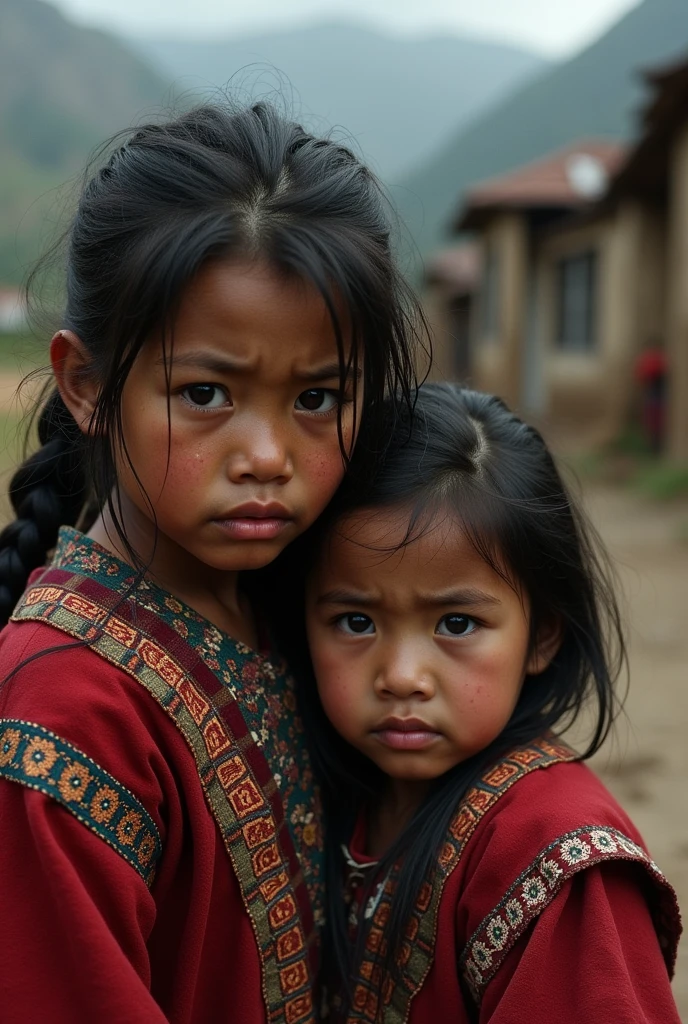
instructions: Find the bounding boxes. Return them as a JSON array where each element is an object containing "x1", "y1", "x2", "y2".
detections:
[
  {"x1": 374, "y1": 643, "x2": 435, "y2": 701},
  {"x1": 227, "y1": 416, "x2": 294, "y2": 484}
]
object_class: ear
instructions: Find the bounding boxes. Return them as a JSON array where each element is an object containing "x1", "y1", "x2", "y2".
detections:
[
  {"x1": 50, "y1": 331, "x2": 100, "y2": 435},
  {"x1": 526, "y1": 615, "x2": 563, "y2": 676}
]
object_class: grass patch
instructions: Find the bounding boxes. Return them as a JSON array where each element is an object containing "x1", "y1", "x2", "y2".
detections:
[
  {"x1": 633, "y1": 462, "x2": 688, "y2": 501},
  {"x1": 0, "y1": 331, "x2": 45, "y2": 373}
]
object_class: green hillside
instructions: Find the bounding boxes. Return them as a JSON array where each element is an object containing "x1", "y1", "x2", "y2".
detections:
[
  {"x1": 395, "y1": 0, "x2": 688, "y2": 261},
  {"x1": 0, "y1": 0, "x2": 171, "y2": 284},
  {"x1": 134, "y1": 22, "x2": 548, "y2": 179}
]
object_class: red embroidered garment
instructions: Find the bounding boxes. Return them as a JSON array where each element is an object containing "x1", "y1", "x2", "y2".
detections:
[
  {"x1": 0, "y1": 530, "x2": 323, "y2": 1024},
  {"x1": 342, "y1": 739, "x2": 682, "y2": 1023}
]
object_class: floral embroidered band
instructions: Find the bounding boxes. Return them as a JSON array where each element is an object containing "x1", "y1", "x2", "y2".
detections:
[
  {"x1": 460, "y1": 824, "x2": 679, "y2": 1004},
  {"x1": 0, "y1": 719, "x2": 161, "y2": 885}
]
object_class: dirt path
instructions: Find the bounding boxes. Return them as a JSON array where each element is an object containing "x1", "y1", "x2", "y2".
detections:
[{"x1": 582, "y1": 484, "x2": 688, "y2": 1018}]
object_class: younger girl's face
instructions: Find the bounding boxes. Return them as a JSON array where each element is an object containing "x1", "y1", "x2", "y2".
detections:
[
  {"x1": 306, "y1": 507, "x2": 555, "y2": 782},
  {"x1": 115, "y1": 258, "x2": 361, "y2": 574}
]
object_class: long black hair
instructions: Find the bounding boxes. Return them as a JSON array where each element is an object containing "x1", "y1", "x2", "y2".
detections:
[
  {"x1": 272, "y1": 382, "x2": 626, "y2": 1017},
  {"x1": 0, "y1": 100, "x2": 425, "y2": 624}
]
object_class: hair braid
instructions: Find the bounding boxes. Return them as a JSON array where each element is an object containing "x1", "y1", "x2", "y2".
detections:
[{"x1": 0, "y1": 390, "x2": 87, "y2": 624}]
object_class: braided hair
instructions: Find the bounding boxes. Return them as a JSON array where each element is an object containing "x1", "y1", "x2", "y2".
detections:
[
  {"x1": 0, "y1": 100, "x2": 424, "y2": 626},
  {"x1": 0, "y1": 389, "x2": 87, "y2": 622}
]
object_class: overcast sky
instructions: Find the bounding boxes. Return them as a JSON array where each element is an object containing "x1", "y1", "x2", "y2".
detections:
[{"x1": 54, "y1": 0, "x2": 640, "y2": 57}]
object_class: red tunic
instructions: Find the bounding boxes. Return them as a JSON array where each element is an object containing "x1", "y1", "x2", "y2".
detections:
[
  {"x1": 342, "y1": 739, "x2": 682, "y2": 1023},
  {"x1": 0, "y1": 530, "x2": 323, "y2": 1024}
]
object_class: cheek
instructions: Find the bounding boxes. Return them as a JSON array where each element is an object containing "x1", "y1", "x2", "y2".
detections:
[
  {"x1": 449, "y1": 651, "x2": 525, "y2": 742},
  {"x1": 310, "y1": 644, "x2": 364, "y2": 735},
  {"x1": 299, "y1": 446, "x2": 346, "y2": 510}
]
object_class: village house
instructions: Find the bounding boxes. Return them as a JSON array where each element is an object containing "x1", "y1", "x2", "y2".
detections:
[{"x1": 426, "y1": 55, "x2": 688, "y2": 461}]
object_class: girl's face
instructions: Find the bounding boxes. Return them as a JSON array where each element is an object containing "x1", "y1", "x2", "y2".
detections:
[
  {"x1": 114, "y1": 258, "x2": 360, "y2": 575},
  {"x1": 306, "y1": 507, "x2": 556, "y2": 783}
]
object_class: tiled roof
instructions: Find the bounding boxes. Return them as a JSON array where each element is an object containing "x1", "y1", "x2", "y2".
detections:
[{"x1": 456, "y1": 140, "x2": 627, "y2": 230}]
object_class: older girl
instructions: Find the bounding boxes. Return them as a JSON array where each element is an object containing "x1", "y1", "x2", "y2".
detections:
[{"x1": 0, "y1": 102, "x2": 420, "y2": 1023}]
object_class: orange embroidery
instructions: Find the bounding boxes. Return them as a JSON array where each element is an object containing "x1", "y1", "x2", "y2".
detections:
[
  {"x1": 137, "y1": 639, "x2": 184, "y2": 687},
  {"x1": 203, "y1": 717, "x2": 231, "y2": 757},
  {"x1": 217, "y1": 755, "x2": 247, "y2": 790},
  {"x1": 260, "y1": 871, "x2": 289, "y2": 902},
  {"x1": 63, "y1": 594, "x2": 106, "y2": 623},
  {"x1": 269, "y1": 894, "x2": 297, "y2": 928},
  {"x1": 484, "y1": 762, "x2": 520, "y2": 787},
  {"x1": 243, "y1": 817, "x2": 276, "y2": 849},
  {"x1": 285, "y1": 994, "x2": 314, "y2": 1024},
  {"x1": 228, "y1": 778, "x2": 264, "y2": 818},
  {"x1": 280, "y1": 961, "x2": 309, "y2": 995},
  {"x1": 252, "y1": 843, "x2": 282, "y2": 877},
  {"x1": 103, "y1": 618, "x2": 139, "y2": 648},
  {"x1": 178, "y1": 679, "x2": 211, "y2": 725},
  {"x1": 277, "y1": 925, "x2": 305, "y2": 961}
]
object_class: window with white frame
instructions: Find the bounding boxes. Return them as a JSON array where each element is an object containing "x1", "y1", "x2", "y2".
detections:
[{"x1": 556, "y1": 250, "x2": 597, "y2": 352}]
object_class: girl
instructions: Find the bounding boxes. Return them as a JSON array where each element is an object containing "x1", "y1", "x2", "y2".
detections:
[
  {"x1": 0, "y1": 102, "x2": 421, "y2": 1023},
  {"x1": 299, "y1": 384, "x2": 681, "y2": 1022}
]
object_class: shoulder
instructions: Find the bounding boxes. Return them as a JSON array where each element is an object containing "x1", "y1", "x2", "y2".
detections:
[
  {"x1": 0, "y1": 617, "x2": 187, "y2": 766},
  {"x1": 464, "y1": 757, "x2": 641, "y2": 876},
  {"x1": 456, "y1": 758, "x2": 651, "y2": 929},
  {"x1": 0, "y1": 618, "x2": 194, "y2": 879},
  {"x1": 451, "y1": 757, "x2": 680, "y2": 1003}
]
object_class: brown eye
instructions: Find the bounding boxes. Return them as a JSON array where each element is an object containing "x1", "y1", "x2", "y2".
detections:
[
  {"x1": 295, "y1": 389, "x2": 337, "y2": 413},
  {"x1": 181, "y1": 385, "x2": 228, "y2": 409},
  {"x1": 337, "y1": 614, "x2": 375, "y2": 635},
  {"x1": 437, "y1": 615, "x2": 476, "y2": 637}
]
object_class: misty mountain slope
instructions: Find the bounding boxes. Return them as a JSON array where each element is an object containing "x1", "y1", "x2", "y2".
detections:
[
  {"x1": 134, "y1": 22, "x2": 549, "y2": 178},
  {"x1": 0, "y1": 0, "x2": 171, "y2": 283},
  {"x1": 395, "y1": 0, "x2": 688, "y2": 261}
]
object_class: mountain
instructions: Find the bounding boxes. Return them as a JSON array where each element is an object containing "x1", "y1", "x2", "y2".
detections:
[
  {"x1": 133, "y1": 22, "x2": 549, "y2": 179},
  {"x1": 396, "y1": 0, "x2": 688, "y2": 262},
  {"x1": 0, "y1": 0, "x2": 171, "y2": 284}
]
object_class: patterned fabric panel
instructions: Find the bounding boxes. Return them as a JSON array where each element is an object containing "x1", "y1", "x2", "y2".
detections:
[
  {"x1": 50, "y1": 527, "x2": 324, "y2": 923},
  {"x1": 0, "y1": 719, "x2": 162, "y2": 886},
  {"x1": 460, "y1": 825, "x2": 682, "y2": 1006},
  {"x1": 13, "y1": 573, "x2": 318, "y2": 1024},
  {"x1": 346, "y1": 736, "x2": 577, "y2": 1024}
]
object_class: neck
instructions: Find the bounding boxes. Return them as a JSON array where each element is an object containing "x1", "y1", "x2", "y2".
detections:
[
  {"x1": 87, "y1": 493, "x2": 256, "y2": 646},
  {"x1": 367, "y1": 777, "x2": 431, "y2": 858}
]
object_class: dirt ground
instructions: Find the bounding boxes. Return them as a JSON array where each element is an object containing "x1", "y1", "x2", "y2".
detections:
[
  {"x1": 581, "y1": 484, "x2": 688, "y2": 1018},
  {"x1": 0, "y1": 367, "x2": 686, "y2": 1014}
]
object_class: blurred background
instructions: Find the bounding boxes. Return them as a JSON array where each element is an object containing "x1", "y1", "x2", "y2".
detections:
[{"x1": 1, "y1": 0, "x2": 687, "y2": 1013}]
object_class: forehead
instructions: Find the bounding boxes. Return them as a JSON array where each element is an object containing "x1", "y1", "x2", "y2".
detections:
[
  {"x1": 313, "y1": 507, "x2": 508, "y2": 593},
  {"x1": 171, "y1": 258, "x2": 348, "y2": 357}
]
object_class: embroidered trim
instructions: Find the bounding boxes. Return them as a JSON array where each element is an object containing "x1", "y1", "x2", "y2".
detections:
[
  {"x1": 13, "y1": 573, "x2": 317, "y2": 1024},
  {"x1": 0, "y1": 719, "x2": 161, "y2": 886},
  {"x1": 347, "y1": 737, "x2": 577, "y2": 1024},
  {"x1": 459, "y1": 825, "x2": 681, "y2": 1004}
]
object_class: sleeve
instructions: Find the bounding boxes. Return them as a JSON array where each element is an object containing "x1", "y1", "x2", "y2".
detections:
[
  {"x1": 0, "y1": 778, "x2": 169, "y2": 1024},
  {"x1": 476, "y1": 862, "x2": 682, "y2": 1024}
]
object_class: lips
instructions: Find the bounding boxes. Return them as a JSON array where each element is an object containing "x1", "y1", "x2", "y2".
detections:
[
  {"x1": 213, "y1": 501, "x2": 293, "y2": 540},
  {"x1": 372, "y1": 717, "x2": 441, "y2": 751}
]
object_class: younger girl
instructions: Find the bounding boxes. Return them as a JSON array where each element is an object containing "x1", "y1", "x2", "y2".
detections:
[
  {"x1": 0, "y1": 102, "x2": 420, "y2": 1022},
  {"x1": 301, "y1": 384, "x2": 681, "y2": 1022}
]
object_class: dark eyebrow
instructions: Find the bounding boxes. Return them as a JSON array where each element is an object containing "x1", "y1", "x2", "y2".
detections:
[
  {"x1": 155, "y1": 352, "x2": 362, "y2": 383},
  {"x1": 294, "y1": 363, "x2": 363, "y2": 384},
  {"x1": 316, "y1": 588, "x2": 377, "y2": 608},
  {"x1": 155, "y1": 352, "x2": 249, "y2": 375},
  {"x1": 316, "y1": 587, "x2": 500, "y2": 608},
  {"x1": 419, "y1": 588, "x2": 501, "y2": 608}
]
